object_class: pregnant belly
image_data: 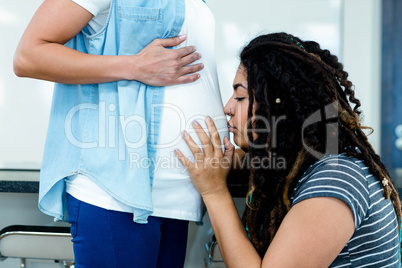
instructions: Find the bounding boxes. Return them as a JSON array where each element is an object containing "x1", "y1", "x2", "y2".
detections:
[{"x1": 153, "y1": 86, "x2": 228, "y2": 180}]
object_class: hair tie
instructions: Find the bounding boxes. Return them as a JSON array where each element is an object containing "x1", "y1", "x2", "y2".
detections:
[{"x1": 288, "y1": 36, "x2": 306, "y2": 51}]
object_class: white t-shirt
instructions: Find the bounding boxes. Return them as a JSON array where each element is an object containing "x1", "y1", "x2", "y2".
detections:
[
  {"x1": 72, "y1": 0, "x2": 110, "y2": 34},
  {"x1": 66, "y1": 0, "x2": 228, "y2": 222}
]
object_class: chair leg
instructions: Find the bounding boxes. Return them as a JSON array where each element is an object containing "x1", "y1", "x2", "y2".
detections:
[
  {"x1": 58, "y1": 260, "x2": 75, "y2": 268},
  {"x1": 20, "y1": 258, "x2": 26, "y2": 268}
]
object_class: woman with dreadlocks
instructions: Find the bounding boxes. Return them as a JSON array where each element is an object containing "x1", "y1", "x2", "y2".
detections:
[{"x1": 175, "y1": 32, "x2": 401, "y2": 267}]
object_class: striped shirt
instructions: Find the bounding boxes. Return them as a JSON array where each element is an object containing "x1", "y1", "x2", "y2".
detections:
[{"x1": 291, "y1": 154, "x2": 400, "y2": 267}]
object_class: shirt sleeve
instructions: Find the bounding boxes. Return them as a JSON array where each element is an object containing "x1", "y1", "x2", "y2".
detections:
[
  {"x1": 71, "y1": 0, "x2": 110, "y2": 16},
  {"x1": 291, "y1": 155, "x2": 370, "y2": 230}
]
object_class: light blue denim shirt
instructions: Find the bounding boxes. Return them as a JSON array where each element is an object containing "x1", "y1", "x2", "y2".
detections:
[{"x1": 39, "y1": 0, "x2": 185, "y2": 223}]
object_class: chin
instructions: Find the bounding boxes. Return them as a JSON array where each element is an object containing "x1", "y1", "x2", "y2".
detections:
[{"x1": 233, "y1": 135, "x2": 249, "y2": 151}]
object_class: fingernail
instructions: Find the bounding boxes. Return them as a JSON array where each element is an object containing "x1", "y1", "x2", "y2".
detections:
[
  {"x1": 181, "y1": 130, "x2": 188, "y2": 137},
  {"x1": 224, "y1": 137, "x2": 230, "y2": 145},
  {"x1": 174, "y1": 148, "x2": 179, "y2": 155},
  {"x1": 192, "y1": 120, "x2": 199, "y2": 127},
  {"x1": 205, "y1": 116, "x2": 212, "y2": 122},
  {"x1": 198, "y1": 53, "x2": 202, "y2": 58},
  {"x1": 200, "y1": 63, "x2": 204, "y2": 69},
  {"x1": 179, "y1": 34, "x2": 186, "y2": 40}
]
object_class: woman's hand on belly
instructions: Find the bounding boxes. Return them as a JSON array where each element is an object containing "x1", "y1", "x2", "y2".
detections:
[
  {"x1": 174, "y1": 116, "x2": 235, "y2": 198},
  {"x1": 134, "y1": 35, "x2": 204, "y2": 86}
]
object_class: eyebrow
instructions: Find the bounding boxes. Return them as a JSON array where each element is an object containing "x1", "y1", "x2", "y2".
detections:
[{"x1": 233, "y1": 83, "x2": 247, "y2": 91}]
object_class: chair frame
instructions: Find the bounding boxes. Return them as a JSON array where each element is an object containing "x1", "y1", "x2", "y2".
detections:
[{"x1": 0, "y1": 225, "x2": 74, "y2": 268}]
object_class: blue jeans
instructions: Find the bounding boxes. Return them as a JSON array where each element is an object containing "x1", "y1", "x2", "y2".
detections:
[{"x1": 67, "y1": 194, "x2": 189, "y2": 268}]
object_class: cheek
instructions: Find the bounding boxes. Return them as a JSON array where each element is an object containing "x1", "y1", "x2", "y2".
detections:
[
  {"x1": 237, "y1": 101, "x2": 250, "y2": 144},
  {"x1": 233, "y1": 131, "x2": 249, "y2": 150},
  {"x1": 241, "y1": 101, "x2": 249, "y2": 128}
]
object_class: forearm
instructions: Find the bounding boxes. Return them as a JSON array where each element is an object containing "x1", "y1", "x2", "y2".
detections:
[
  {"x1": 14, "y1": 42, "x2": 135, "y2": 84},
  {"x1": 12, "y1": 0, "x2": 121, "y2": 84},
  {"x1": 203, "y1": 189, "x2": 262, "y2": 268},
  {"x1": 14, "y1": 0, "x2": 202, "y2": 86}
]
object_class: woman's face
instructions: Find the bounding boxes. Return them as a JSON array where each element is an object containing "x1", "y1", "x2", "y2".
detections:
[{"x1": 224, "y1": 65, "x2": 252, "y2": 150}]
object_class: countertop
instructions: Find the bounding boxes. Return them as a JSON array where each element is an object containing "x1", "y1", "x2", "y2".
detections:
[
  {"x1": 2, "y1": 169, "x2": 401, "y2": 198},
  {"x1": 0, "y1": 170, "x2": 40, "y2": 193},
  {"x1": 0, "y1": 169, "x2": 249, "y2": 197}
]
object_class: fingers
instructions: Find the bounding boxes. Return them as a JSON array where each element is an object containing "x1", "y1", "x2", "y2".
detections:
[
  {"x1": 160, "y1": 37, "x2": 202, "y2": 68},
  {"x1": 181, "y1": 130, "x2": 204, "y2": 163},
  {"x1": 205, "y1": 116, "x2": 223, "y2": 157},
  {"x1": 156, "y1": 36, "x2": 205, "y2": 85},
  {"x1": 180, "y1": 52, "x2": 202, "y2": 69},
  {"x1": 220, "y1": 136, "x2": 234, "y2": 169},
  {"x1": 174, "y1": 148, "x2": 194, "y2": 171},
  {"x1": 223, "y1": 136, "x2": 235, "y2": 164},
  {"x1": 179, "y1": 63, "x2": 204, "y2": 76},
  {"x1": 159, "y1": 34, "x2": 187, "y2": 48},
  {"x1": 170, "y1": 54, "x2": 203, "y2": 85},
  {"x1": 191, "y1": 120, "x2": 213, "y2": 157},
  {"x1": 176, "y1": 45, "x2": 198, "y2": 58},
  {"x1": 174, "y1": 74, "x2": 201, "y2": 85}
]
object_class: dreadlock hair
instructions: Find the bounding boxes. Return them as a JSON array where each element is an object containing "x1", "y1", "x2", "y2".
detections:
[{"x1": 240, "y1": 32, "x2": 401, "y2": 257}]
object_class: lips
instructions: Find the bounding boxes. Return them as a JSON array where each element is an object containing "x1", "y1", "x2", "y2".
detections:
[{"x1": 227, "y1": 122, "x2": 236, "y2": 132}]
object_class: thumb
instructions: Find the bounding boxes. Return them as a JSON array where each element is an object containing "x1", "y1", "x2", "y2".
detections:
[
  {"x1": 223, "y1": 136, "x2": 235, "y2": 163},
  {"x1": 159, "y1": 34, "x2": 187, "y2": 48}
]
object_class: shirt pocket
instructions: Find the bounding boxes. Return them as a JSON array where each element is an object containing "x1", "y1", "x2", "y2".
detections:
[{"x1": 118, "y1": 5, "x2": 163, "y2": 55}]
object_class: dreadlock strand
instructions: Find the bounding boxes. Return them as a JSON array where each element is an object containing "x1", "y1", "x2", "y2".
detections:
[{"x1": 282, "y1": 148, "x2": 308, "y2": 211}]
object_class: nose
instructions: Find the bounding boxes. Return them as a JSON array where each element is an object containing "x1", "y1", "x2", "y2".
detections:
[
  {"x1": 224, "y1": 98, "x2": 234, "y2": 116},
  {"x1": 223, "y1": 103, "x2": 230, "y2": 116}
]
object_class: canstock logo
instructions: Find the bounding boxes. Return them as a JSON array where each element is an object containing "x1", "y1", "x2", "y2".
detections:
[{"x1": 302, "y1": 101, "x2": 339, "y2": 159}]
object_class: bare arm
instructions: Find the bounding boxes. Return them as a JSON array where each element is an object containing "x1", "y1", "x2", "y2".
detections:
[
  {"x1": 202, "y1": 193, "x2": 354, "y2": 267},
  {"x1": 14, "y1": 0, "x2": 203, "y2": 85},
  {"x1": 203, "y1": 190, "x2": 262, "y2": 267},
  {"x1": 176, "y1": 119, "x2": 355, "y2": 268},
  {"x1": 262, "y1": 197, "x2": 354, "y2": 267}
]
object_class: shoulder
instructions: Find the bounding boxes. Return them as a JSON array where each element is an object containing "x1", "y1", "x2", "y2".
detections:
[
  {"x1": 293, "y1": 154, "x2": 369, "y2": 196},
  {"x1": 291, "y1": 154, "x2": 371, "y2": 229}
]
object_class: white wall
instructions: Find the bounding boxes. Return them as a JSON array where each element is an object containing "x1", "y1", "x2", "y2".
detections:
[
  {"x1": 0, "y1": 0, "x2": 53, "y2": 169},
  {"x1": 208, "y1": 0, "x2": 342, "y2": 111}
]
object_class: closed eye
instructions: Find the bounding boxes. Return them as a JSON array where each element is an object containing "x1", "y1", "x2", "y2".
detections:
[{"x1": 234, "y1": 97, "x2": 245, "y2": 101}]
